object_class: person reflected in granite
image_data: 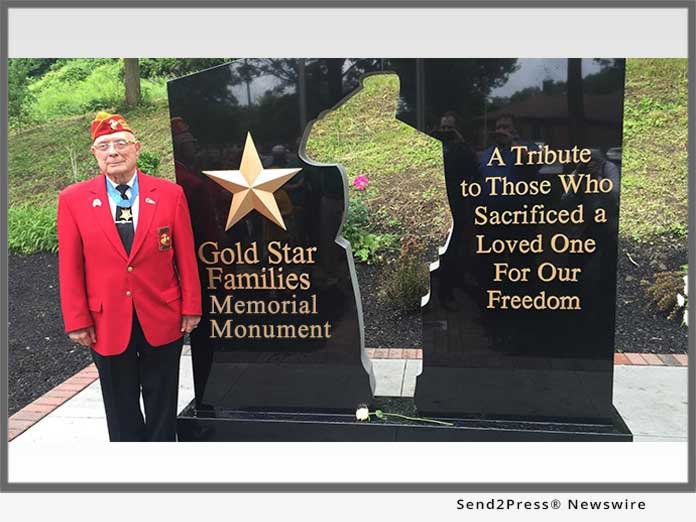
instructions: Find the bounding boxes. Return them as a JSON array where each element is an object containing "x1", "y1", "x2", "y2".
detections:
[
  {"x1": 476, "y1": 113, "x2": 540, "y2": 260},
  {"x1": 477, "y1": 113, "x2": 541, "y2": 351},
  {"x1": 586, "y1": 149, "x2": 620, "y2": 202},
  {"x1": 431, "y1": 112, "x2": 479, "y2": 310},
  {"x1": 172, "y1": 119, "x2": 203, "y2": 232},
  {"x1": 270, "y1": 144, "x2": 291, "y2": 167},
  {"x1": 262, "y1": 144, "x2": 296, "y2": 243},
  {"x1": 172, "y1": 118, "x2": 227, "y2": 244},
  {"x1": 200, "y1": 142, "x2": 224, "y2": 170},
  {"x1": 433, "y1": 112, "x2": 479, "y2": 213},
  {"x1": 479, "y1": 113, "x2": 540, "y2": 183},
  {"x1": 221, "y1": 143, "x2": 243, "y2": 170},
  {"x1": 171, "y1": 117, "x2": 198, "y2": 175},
  {"x1": 272, "y1": 143, "x2": 309, "y2": 241}
]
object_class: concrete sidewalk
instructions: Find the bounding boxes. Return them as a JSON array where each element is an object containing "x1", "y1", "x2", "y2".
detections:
[{"x1": 8, "y1": 351, "x2": 688, "y2": 445}]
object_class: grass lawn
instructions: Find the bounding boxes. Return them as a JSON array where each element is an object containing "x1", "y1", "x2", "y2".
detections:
[
  {"x1": 8, "y1": 99, "x2": 175, "y2": 209},
  {"x1": 305, "y1": 74, "x2": 450, "y2": 249},
  {"x1": 621, "y1": 58, "x2": 688, "y2": 243}
]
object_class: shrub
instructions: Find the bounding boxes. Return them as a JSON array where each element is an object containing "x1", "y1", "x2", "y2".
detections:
[
  {"x1": 8, "y1": 204, "x2": 58, "y2": 254},
  {"x1": 343, "y1": 198, "x2": 397, "y2": 263},
  {"x1": 8, "y1": 59, "x2": 36, "y2": 129},
  {"x1": 643, "y1": 268, "x2": 688, "y2": 322},
  {"x1": 27, "y1": 60, "x2": 168, "y2": 123},
  {"x1": 349, "y1": 231, "x2": 398, "y2": 264},
  {"x1": 137, "y1": 150, "x2": 161, "y2": 175},
  {"x1": 381, "y1": 237, "x2": 429, "y2": 311},
  {"x1": 29, "y1": 61, "x2": 124, "y2": 121},
  {"x1": 343, "y1": 198, "x2": 369, "y2": 240},
  {"x1": 53, "y1": 59, "x2": 116, "y2": 84}
]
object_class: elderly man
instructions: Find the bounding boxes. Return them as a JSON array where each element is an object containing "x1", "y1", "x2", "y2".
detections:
[{"x1": 57, "y1": 112, "x2": 202, "y2": 441}]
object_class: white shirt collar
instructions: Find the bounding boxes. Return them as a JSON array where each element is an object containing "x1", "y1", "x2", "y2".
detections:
[{"x1": 106, "y1": 170, "x2": 138, "y2": 189}]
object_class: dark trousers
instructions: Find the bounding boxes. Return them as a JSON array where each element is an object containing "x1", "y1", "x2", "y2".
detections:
[{"x1": 91, "y1": 312, "x2": 183, "y2": 442}]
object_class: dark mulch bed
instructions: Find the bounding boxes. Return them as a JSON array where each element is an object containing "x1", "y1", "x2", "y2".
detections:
[
  {"x1": 8, "y1": 253, "x2": 93, "y2": 415},
  {"x1": 7, "y1": 239, "x2": 688, "y2": 415},
  {"x1": 356, "y1": 263, "x2": 421, "y2": 348},
  {"x1": 614, "y1": 237, "x2": 688, "y2": 355},
  {"x1": 356, "y1": 236, "x2": 688, "y2": 354}
]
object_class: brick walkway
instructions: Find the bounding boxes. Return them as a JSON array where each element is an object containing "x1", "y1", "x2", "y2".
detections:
[
  {"x1": 366, "y1": 349, "x2": 688, "y2": 367},
  {"x1": 8, "y1": 350, "x2": 688, "y2": 442},
  {"x1": 9, "y1": 365, "x2": 99, "y2": 441}
]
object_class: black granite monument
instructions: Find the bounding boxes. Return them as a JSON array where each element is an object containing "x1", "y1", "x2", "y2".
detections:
[{"x1": 170, "y1": 58, "x2": 631, "y2": 441}]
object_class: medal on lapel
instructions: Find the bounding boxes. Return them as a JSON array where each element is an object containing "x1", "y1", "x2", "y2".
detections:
[{"x1": 158, "y1": 226, "x2": 171, "y2": 250}]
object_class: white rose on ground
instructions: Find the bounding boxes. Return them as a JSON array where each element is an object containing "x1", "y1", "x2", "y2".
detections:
[
  {"x1": 677, "y1": 293, "x2": 685, "y2": 307},
  {"x1": 355, "y1": 405, "x2": 370, "y2": 421}
]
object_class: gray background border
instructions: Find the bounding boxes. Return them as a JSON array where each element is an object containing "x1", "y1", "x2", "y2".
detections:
[{"x1": 0, "y1": 0, "x2": 693, "y2": 493}]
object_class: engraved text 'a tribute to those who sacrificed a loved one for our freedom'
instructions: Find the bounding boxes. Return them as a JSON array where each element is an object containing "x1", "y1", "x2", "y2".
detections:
[{"x1": 466, "y1": 145, "x2": 614, "y2": 311}]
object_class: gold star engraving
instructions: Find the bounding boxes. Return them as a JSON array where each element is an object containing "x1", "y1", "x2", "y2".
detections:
[
  {"x1": 203, "y1": 133, "x2": 301, "y2": 231},
  {"x1": 119, "y1": 208, "x2": 133, "y2": 221}
]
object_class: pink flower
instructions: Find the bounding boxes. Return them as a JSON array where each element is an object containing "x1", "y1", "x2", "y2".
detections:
[{"x1": 352, "y1": 175, "x2": 369, "y2": 191}]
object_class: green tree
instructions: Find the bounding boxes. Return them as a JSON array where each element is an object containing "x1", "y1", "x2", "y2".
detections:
[
  {"x1": 8, "y1": 59, "x2": 36, "y2": 129},
  {"x1": 139, "y1": 58, "x2": 233, "y2": 79}
]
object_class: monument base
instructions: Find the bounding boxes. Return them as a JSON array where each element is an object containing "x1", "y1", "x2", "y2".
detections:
[{"x1": 177, "y1": 399, "x2": 632, "y2": 442}]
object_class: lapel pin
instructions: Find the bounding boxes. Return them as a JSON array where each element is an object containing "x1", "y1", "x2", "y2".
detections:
[
  {"x1": 145, "y1": 197, "x2": 156, "y2": 205},
  {"x1": 92, "y1": 198, "x2": 102, "y2": 207}
]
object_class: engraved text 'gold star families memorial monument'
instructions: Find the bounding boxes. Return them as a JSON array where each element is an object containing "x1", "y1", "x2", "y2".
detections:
[{"x1": 203, "y1": 133, "x2": 301, "y2": 231}]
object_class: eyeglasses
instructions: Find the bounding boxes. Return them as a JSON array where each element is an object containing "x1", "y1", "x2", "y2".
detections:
[{"x1": 93, "y1": 139, "x2": 137, "y2": 152}]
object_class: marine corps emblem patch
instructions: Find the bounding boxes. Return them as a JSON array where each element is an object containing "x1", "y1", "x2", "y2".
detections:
[{"x1": 158, "y1": 226, "x2": 171, "y2": 250}]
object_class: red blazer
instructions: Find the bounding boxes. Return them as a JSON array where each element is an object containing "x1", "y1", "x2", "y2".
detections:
[{"x1": 57, "y1": 171, "x2": 202, "y2": 356}]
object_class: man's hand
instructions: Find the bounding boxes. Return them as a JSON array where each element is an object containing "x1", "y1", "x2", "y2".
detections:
[
  {"x1": 68, "y1": 326, "x2": 96, "y2": 347},
  {"x1": 181, "y1": 315, "x2": 201, "y2": 333}
]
